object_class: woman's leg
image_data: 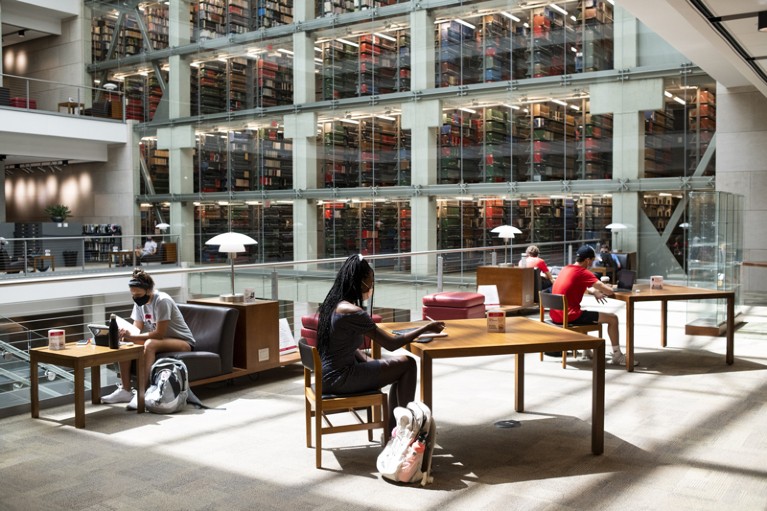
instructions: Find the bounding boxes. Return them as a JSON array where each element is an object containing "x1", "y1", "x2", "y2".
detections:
[
  {"x1": 142, "y1": 338, "x2": 191, "y2": 383},
  {"x1": 377, "y1": 355, "x2": 417, "y2": 430}
]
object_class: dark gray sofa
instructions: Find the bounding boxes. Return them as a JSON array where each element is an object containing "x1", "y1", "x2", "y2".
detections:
[{"x1": 165, "y1": 303, "x2": 239, "y2": 384}]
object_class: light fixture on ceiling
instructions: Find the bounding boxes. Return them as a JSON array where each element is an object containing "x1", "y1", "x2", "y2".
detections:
[
  {"x1": 759, "y1": 11, "x2": 767, "y2": 32},
  {"x1": 18, "y1": 30, "x2": 25, "y2": 38}
]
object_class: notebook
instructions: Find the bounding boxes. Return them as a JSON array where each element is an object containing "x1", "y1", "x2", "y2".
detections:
[{"x1": 615, "y1": 270, "x2": 637, "y2": 292}]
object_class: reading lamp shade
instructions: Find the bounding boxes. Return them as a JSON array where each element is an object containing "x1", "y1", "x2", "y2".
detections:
[
  {"x1": 760, "y1": 11, "x2": 767, "y2": 32},
  {"x1": 205, "y1": 232, "x2": 258, "y2": 302}
]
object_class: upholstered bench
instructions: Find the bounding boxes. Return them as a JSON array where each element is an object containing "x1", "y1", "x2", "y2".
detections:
[{"x1": 422, "y1": 291, "x2": 486, "y2": 320}]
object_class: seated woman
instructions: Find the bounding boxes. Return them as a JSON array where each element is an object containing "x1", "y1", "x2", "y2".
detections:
[
  {"x1": 101, "y1": 268, "x2": 195, "y2": 405},
  {"x1": 519, "y1": 245, "x2": 554, "y2": 291},
  {"x1": 316, "y1": 254, "x2": 444, "y2": 431}
]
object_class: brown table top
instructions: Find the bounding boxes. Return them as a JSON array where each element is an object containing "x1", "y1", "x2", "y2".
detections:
[
  {"x1": 612, "y1": 283, "x2": 735, "y2": 303},
  {"x1": 381, "y1": 316, "x2": 603, "y2": 358},
  {"x1": 31, "y1": 343, "x2": 143, "y2": 363}
]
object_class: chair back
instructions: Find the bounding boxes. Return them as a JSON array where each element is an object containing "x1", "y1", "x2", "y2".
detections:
[
  {"x1": 298, "y1": 338, "x2": 316, "y2": 373},
  {"x1": 539, "y1": 291, "x2": 570, "y2": 328}
]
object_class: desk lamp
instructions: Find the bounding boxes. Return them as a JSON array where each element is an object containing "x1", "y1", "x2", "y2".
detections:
[
  {"x1": 605, "y1": 223, "x2": 628, "y2": 252},
  {"x1": 205, "y1": 232, "x2": 258, "y2": 302},
  {"x1": 491, "y1": 225, "x2": 522, "y2": 265},
  {"x1": 155, "y1": 223, "x2": 170, "y2": 243}
]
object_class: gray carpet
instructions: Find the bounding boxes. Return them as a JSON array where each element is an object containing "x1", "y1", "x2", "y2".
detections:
[{"x1": 2, "y1": 300, "x2": 767, "y2": 510}]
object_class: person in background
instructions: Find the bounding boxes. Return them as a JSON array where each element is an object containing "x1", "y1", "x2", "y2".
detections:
[
  {"x1": 134, "y1": 236, "x2": 157, "y2": 260},
  {"x1": 519, "y1": 245, "x2": 554, "y2": 290},
  {"x1": 551, "y1": 245, "x2": 638, "y2": 366},
  {"x1": 597, "y1": 244, "x2": 621, "y2": 270},
  {"x1": 316, "y1": 254, "x2": 444, "y2": 432},
  {"x1": 101, "y1": 268, "x2": 195, "y2": 405}
]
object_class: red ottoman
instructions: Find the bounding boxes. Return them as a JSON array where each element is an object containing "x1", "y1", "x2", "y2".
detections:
[
  {"x1": 422, "y1": 292, "x2": 486, "y2": 320},
  {"x1": 10, "y1": 97, "x2": 37, "y2": 109},
  {"x1": 301, "y1": 312, "x2": 382, "y2": 348}
]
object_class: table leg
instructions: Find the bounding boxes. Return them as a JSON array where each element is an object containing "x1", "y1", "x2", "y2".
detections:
[
  {"x1": 626, "y1": 300, "x2": 635, "y2": 372},
  {"x1": 91, "y1": 364, "x2": 101, "y2": 404},
  {"x1": 74, "y1": 364, "x2": 86, "y2": 429},
  {"x1": 660, "y1": 299, "x2": 668, "y2": 348},
  {"x1": 514, "y1": 352, "x2": 524, "y2": 412},
  {"x1": 726, "y1": 295, "x2": 734, "y2": 365},
  {"x1": 136, "y1": 351, "x2": 145, "y2": 413},
  {"x1": 592, "y1": 342, "x2": 605, "y2": 455},
  {"x1": 30, "y1": 355, "x2": 39, "y2": 419},
  {"x1": 419, "y1": 353, "x2": 432, "y2": 410}
]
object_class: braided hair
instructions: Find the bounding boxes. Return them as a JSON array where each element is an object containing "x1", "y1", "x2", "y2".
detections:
[
  {"x1": 128, "y1": 268, "x2": 155, "y2": 290},
  {"x1": 317, "y1": 254, "x2": 373, "y2": 355}
]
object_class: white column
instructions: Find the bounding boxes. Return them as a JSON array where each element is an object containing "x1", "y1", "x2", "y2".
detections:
[
  {"x1": 591, "y1": 78, "x2": 663, "y2": 253},
  {"x1": 284, "y1": 112, "x2": 319, "y2": 263},
  {"x1": 292, "y1": 33, "x2": 316, "y2": 105},
  {"x1": 410, "y1": 9, "x2": 435, "y2": 91},
  {"x1": 158, "y1": 126, "x2": 195, "y2": 263}
]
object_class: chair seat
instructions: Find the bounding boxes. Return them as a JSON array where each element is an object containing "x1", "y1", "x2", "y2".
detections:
[{"x1": 321, "y1": 388, "x2": 386, "y2": 399}]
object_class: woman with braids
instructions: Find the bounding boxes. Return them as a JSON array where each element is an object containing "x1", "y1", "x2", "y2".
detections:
[
  {"x1": 101, "y1": 268, "x2": 195, "y2": 404},
  {"x1": 317, "y1": 254, "x2": 444, "y2": 431}
]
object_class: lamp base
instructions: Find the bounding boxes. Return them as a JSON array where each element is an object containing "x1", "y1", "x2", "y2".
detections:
[{"x1": 219, "y1": 293, "x2": 245, "y2": 303}]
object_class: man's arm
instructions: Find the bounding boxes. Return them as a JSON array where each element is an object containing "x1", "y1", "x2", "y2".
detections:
[{"x1": 588, "y1": 280, "x2": 615, "y2": 303}]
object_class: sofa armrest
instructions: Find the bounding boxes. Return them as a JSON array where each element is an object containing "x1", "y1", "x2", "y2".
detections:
[{"x1": 178, "y1": 303, "x2": 239, "y2": 375}]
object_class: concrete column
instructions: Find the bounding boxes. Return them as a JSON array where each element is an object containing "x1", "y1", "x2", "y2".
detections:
[
  {"x1": 612, "y1": 5, "x2": 638, "y2": 69},
  {"x1": 410, "y1": 9, "x2": 435, "y2": 91},
  {"x1": 158, "y1": 126, "x2": 195, "y2": 263},
  {"x1": 402, "y1": 99, "x2": 441, "y2": 276},
  {"x1": 292, "y1": 33, "x2": 316, "y2": 105},
  {"x1": 591, "y1": 78, "x2": 663, "y2": 253},
  {"x1": 284, "y1": 112, "x2": 318, "y2": 263}
]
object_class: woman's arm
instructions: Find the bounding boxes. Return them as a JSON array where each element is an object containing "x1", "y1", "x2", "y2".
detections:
[
  {"x1": 124, "y1": 319, "x2": 169, "y2": 342},
  {"x1": 366, "y1": 320, "x2": 445, "y2": 352}
]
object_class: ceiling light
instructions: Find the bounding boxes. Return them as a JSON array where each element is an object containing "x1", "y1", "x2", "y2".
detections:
[
  {"x1": 548, "y1": 4, "x2": 568, "y2": 16},
  {"x1": 672, "y1": 95, "x2": 686, "y2": 105},
  {"x1": 664, "y1": 90, "x2": 673, "y2": 98},
  {"x1": 455, "y1": 19, "x2": 476, "y2": 30},
  {"x1": 501, "y1": 12, "x2": 521, "y2": 22},
  {"x1": 18, "y1": 30, "x2": 25, "y2": 38},
  {"x1": 551, "y1": 99, "x2": 568, "y2": 106},
  {"x1": 337, "y1": 38, "x2": 359, "y2": 48}
]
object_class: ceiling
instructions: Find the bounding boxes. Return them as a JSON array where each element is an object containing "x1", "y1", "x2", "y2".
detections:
[
  {"x1": 1, "y1": 0, "x2": 78, "y2": 48},
  {"x1": 620, "y1": 0, "x2": 767, "y2": 97}
]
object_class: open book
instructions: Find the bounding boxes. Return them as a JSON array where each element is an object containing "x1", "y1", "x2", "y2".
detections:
[{"x1": 391, "y1": 327, "x2": 448, "y2": 340}]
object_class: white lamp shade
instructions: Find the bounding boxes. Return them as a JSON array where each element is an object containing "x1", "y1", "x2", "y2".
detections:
[
  {"x1": 491, "y1": 225, "x2": 522, "y2": 238},
  {"x1": 205, "y1": 231, "x2": 258, "y2": 246},
  {"x1": 217, "y1": 243, "x2": 246, "y2": 254},
  {"x1": 155, "y1": 223, "x2": 170, "y2": 231},
  {"x1": 605, "y1": 223, "x2": 628, "y2": 231}
]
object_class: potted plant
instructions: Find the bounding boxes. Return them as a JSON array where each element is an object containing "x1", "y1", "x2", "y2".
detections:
[{"x1": 44, "y1": 204, "x2": 72, "y2": 226}]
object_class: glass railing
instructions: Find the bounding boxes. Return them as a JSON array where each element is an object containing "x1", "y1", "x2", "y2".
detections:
[
  {"x1": 0, "y1": 242, "x2": 601, "y2": 417},
  {"x1": 0, "y1": 73, "x2": 125, "y2": 121}
]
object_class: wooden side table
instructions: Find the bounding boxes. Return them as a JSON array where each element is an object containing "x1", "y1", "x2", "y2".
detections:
[
  {"x1": 108, "y1": 250, "x2": 134, "y2": 268},
  {"x1": 30, "y1": 343, "x2": 145, "y2": 428},
  {"x1": 32, "y1": 254, "x2": 55, "y2": 272}
]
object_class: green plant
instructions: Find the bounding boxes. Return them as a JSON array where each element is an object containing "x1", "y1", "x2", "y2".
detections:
[{"x1": 44, "y1": 204, "x2": 72, "y2": 221}]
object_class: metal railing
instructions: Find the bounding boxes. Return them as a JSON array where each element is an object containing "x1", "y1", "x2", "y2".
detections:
[{"x1": 0, "y1": 73, "x2": 125, "y2": 121}]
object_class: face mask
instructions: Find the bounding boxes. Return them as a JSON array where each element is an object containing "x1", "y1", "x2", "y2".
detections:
[{"x1": 133, "y1": 294, "x2": 150, "y2": 307}]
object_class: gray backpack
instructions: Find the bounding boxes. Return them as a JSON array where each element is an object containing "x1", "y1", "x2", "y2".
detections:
[{"x1": 144, "y1": 358, "x2": 203, "y2": 413}]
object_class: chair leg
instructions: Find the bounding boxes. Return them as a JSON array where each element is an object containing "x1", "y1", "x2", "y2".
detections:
[
  {"x1": 562, "y1": 351, "x2": 567, "y2": 369},
  {"x1": 367, "y1": 406, "x2": 374, "y2": 442},
  {"x1": 315, "y1": 410, "x2": 323, "y2": 469},
  {"x1": 305, "y1": 398, "x2": 312, "y2": 448}
]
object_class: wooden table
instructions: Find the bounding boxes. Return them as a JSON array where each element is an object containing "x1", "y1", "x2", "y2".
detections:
[
  {"x1": 612, "y1": 284, "x2": 736, "y2": 371},
  {"x1": 58, "y1": 101, "x2": 84, "y2": 114},
  {"x1": 30, "y1": 343, "x2": 145, "y2": 428},
  {"x1": 381, "y1": 316, "x2": 605, "y2": 455},
  {"x1": 108, "y1": 250, "x2": 134, "y2": 268},
  {"x1": 32, "y1": 254, "x2": 55, "y2": 272}
]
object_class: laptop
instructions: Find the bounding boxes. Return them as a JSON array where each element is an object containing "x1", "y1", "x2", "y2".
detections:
[{"x1": 615, "y1": 270, "x2": 637, "y2": 292}]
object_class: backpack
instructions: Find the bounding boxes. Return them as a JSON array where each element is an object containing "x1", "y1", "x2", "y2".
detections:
[
  {"x1": 143, "y1": 358, "x2": 204, "y2": 414},
  {"x1": 377, "y1": 400, "x2": 437, "y2": 486}
]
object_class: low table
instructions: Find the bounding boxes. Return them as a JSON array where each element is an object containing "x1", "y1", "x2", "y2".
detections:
[
  {"x1": 108, "y1": 250, "x2": 134, "y2": 268},
  {"x1": 32, "y1": 254, "x2": 55, "y2": 272},
  {"x1": 30, "y1": 343, "x2": 145, "y2": 428}
]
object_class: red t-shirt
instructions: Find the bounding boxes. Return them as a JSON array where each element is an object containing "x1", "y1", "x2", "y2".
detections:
[
  {"x1": 550, "y1": 264, "x2": 597, "y2": 323},
  {"x1": 524, "y1": 256, "x2": 549, "y2": 274}
]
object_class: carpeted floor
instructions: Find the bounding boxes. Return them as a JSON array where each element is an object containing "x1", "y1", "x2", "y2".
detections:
[{"x1": 2, "y1": 299, "x2": 767, "y2": 511}]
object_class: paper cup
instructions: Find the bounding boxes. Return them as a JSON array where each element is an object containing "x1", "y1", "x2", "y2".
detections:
[
  {"x1": 486, "y1": 309, "x2": 506, "y2": 332},
  {"x1": 48, "y1": 329, "x2": 66, "y2": 350}
]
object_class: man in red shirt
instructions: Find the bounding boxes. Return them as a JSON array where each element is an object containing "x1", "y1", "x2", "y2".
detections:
[
  {"x1": 519, "y1": 245, "x2": 554, "y2": 290},
  {"x1": 550, "y1": 245, "x2": 637, "y2": 366}
]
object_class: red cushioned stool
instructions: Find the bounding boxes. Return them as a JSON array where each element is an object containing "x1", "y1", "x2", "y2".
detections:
[
  {"x1": 422, "y1": 291, "x2": 486, "y2": 320},
  {"x1": 301, "y1": 312, "x2": 382, "y2": 349}
]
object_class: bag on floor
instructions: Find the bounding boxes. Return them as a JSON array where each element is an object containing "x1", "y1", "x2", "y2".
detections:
[
  {"x1": 144, "y1": 358, "x2": 205, "y2": 413},
  {"x1": 377, "y1": 400, "x2": 437, "y2": 486}
]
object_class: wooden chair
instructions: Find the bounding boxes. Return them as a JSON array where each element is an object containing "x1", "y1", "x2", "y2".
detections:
[
  {"x1": 539, "y1": 291, "x2": 603, "y2": 368},
  {"x1": 298, "y1": 339, "x2": 389, "y2": 468}
]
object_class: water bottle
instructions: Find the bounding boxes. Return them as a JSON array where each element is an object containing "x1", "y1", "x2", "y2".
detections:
[{"x1": 108, "y1": 314, "x2": 119, "y2": 349}]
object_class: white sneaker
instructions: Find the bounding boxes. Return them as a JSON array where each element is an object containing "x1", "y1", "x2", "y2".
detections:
[
  {"x1": 102, "y1": 386, "x2": 133, "y2": 404},
  {"x1": 577, "y1": 349, "x2": 593, "y2": 361},
  {"x1": 610, "y1": 351, "x2": 639, "y2": 367},
  {"x1": 126, "y1": 392, "x2": 138, "y2": 410}
]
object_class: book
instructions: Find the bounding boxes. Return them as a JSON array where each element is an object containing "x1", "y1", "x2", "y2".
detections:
[{"x1": 390, "y1": 327, "x2": 448, "y2": 340}]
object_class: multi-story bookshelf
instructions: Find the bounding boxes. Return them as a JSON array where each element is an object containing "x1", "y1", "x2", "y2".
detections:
[
  {"x1": 140, "y1": 139, "x2": 170, "y2": 195},
  {"x1": 252, "y1": 0, "x2": 294, "y2": 29},
  {"x1": 644, "y1": 107, "x2": 674, "y2": 177},
  {"x1": 195, "y1": 133, "x2": 228, "y2": 193},
  {"x1": 258, "y1": 128, "x2": 292, "y2": 190},
  {"x1": 439, "y1": 109, "x2": 480, "y2": 183},
  {"x1": 688, "y1": 88, "x2": 716, "y2": 176},
  {"x1": 195, "y1": 0, "x2": 226, "y2": 41},
  {"x1": 255, "y1": 54, "x2": 293, "y2": 108},
  {"x1": 320, "y1": 120, "x2": 359, "y2": 188},
  {"x1": 578, "y1": 107, "x2": 613, "y2": 180},
  {"x1": 435, "y1": 20, "x2": 479, "y2": 88},
  {"x1": 437, "y1": 200, "x2": 483, "y2": 271},
  {"x1": 261, "y1": 203, "x2": 293, "y2": 261}
]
